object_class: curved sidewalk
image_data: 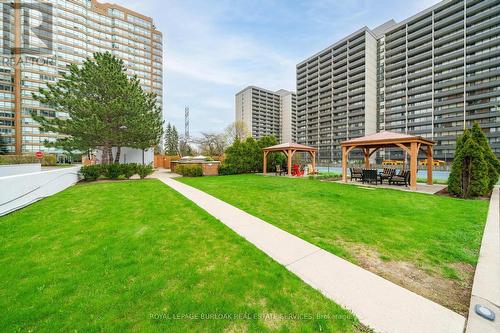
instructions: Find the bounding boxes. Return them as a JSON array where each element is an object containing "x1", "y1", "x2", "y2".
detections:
[{"x1": 154, "y1": 171, "x2": 465, "y2": 333}]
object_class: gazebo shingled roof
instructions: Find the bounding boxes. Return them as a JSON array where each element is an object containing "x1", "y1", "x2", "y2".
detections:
[
  {"x1": 262, "y1": 142, "x2": 317, "y2": 176},
  {"x1": 340, "y1": 131, "x2": 436, "y2": 189}
]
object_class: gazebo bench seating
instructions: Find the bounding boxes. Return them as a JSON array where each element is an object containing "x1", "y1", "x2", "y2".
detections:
[
  {"x1": 350, "y1": 167, "x2": 363, "y2": 181},
  {"x1": 362, "y1": 169, "x2": 379, "y2": 185},
  {"x1": 379, "y1": 168, "x2": 396, "y2": 183},
  {"x1": 389, "y1": 170, "x2": 410, "y2": 186}
]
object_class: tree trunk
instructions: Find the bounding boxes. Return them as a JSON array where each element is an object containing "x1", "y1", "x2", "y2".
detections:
[
  {"x1": 142, "y1": 149, "x2": 145, "y2": 165},
  {"x1": 114, "y1": 146, "x2": 121, "y2": 164},
  {"x1": 101, "y1": 146, "x2": 109, "y2": 164},
  {"x1": 108, "y1": 148, "x2": 113, "y2": 164}
]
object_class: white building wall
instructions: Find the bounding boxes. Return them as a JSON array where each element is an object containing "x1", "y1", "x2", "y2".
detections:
[
  {"x1": 95, "y1": 148, "x2": 154, "y2": 165},
  {"x1": 0, "y1": 166, "x2": 80, "y2": 216},
  {"x1": 277, "y1": 90, "x2": 294, "y2": 143},
  {"x1": 0, "y1": 163, "x2": 41, "y2": 177}
]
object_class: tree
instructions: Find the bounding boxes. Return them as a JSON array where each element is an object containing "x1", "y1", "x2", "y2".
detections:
[
  {"x1": 196, "y1": 132, "x2": 227, "y2": 156},
  {"x1": 224, "y1": 121, "x2": 249, "y2": 145},
  {"x1": 32, "y1": 52, "x2": 163, "y2": 164},
  {"x1": 448, "y1": 122, "x2": 499, "y2": 198},
  {"x1": 221, "y1": 135, "x2": 281, "y2": 174},
  {"x1": 164, "y1": 123, "x2": 180, "y2": 156},
  {"x1": 178, "y1": 135, "x2": 194, "y2": 157}
]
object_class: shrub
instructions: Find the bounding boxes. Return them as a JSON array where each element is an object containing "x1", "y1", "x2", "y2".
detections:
[
  {"x1": 218, "y1": 163, "x2": 242, "y2": 175},
  {"x1": 121, "y1": 163, "x2": 137, "y2": 179},
  {"x1": 80, "y1": 165, "x2": 102, "y2": 181},
  {"x1": 41, "y1": 155, "x2": 57, "y2": 166},
  {"x1": 136, "y1": 164, "x2": 154, "y2": 179},
  {"x1": 448, "y1": 122, "x2": 499, "y2": 198},
  {"x1": 176, "y1": 164, "x2": 203, "y2": 177},
  {"x1": 104, "y1": 163, "x2": 122, "y2": 179},
  {"x1": 0, "y1": 154, "x2": 56, "y2": 166}
]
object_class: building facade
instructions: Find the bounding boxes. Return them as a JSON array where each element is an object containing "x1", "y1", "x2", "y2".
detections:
[
  {"x1": 0, "y1": 0, "x2": 163, "y2": 154},
  {"x1": 235, "y1": 86, "x2": 296, "y2": 143},
  {"x1": 298, "y1": 0, "x2": 500, "y2": 162},
  {"x1": 296, "y1": 28, "x2": 379, "y2": 162}
]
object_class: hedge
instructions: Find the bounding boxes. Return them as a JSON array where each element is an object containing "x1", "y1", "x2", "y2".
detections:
[
  {"x1": 80, "y1": 163, "x2": 154, "y2": 181},
  {"x1": 0, "y1": 154, "x2": 56, "y2": 166},
  {"x1": 176, "y1": 164, "x2": 203, "y2": 177}
]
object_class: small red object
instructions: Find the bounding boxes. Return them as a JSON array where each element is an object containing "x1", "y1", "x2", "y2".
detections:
[{"x1": 35, "y1": 151, "x2": 44, "y2": 159}]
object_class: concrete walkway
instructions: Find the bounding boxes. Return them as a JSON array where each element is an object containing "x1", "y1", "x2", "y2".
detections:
[
  {"x1": 466, "y1": 186, "x2": 500, "y2": 332},
  {"x1": 153, "y1": 171, "x2": 465, "y2": 333}
]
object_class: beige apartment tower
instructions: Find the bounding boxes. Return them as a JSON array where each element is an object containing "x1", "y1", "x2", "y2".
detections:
[
  {"x1": 235, "y1": 86, "x2": 296, "y2": 143},
  {"x1": 0, "y1": 0, "x2": 163, "y2": 154},
  {"x1": 298, "y1": 0, "x2": 500, "y2": 162}
]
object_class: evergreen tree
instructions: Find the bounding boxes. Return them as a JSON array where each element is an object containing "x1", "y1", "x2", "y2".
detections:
[
  {"x1": 448, "y1": 122, "x2": 498, "y2": 198},
  {"x1": 470, "y1": 122, "x2": 500, "y2": 191},
  {"x1": 164, "y1": 123, "x2": 172, "y2": 154},
  {"x1": 32, "y1": 52, "x2": 163, "y2": 164},
  {"x1": 171, "y1": 126, "x2": 179, "y2": 155}
]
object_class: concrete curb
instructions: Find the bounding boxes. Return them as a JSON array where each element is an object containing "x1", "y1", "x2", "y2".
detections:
[{"x1": 466, "y1": 186, "x2": 500, "y2": 332}]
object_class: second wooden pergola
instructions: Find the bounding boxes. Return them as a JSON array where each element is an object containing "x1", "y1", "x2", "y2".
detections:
[
  {"x1": 340, "y1": 131, "x2": 435, "y2": 189},
  {"x1": 263, "y1": 142, "x2": 317, "y2": 176}
]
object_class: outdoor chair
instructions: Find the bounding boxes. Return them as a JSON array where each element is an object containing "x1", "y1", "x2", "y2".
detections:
[
  {"x1": 362, "y1": 169, "x2": 379, "y2": 185},
  {"x1": 275, "y1": 165, "x2": 286, "y2": 176},
  {"x1": 389, "y1": 170, "x2": 410, "y2": 186},
  {"x1": 378, "y1": 168, "x2": 396, "y2": 184},
  {"x1": 307, "y1": 163, "x2": 318, "y2": 175},
  {"x1": 292, "y1": 164, "x2": 304, "y2": 177},
  {"x1": 349, "y1": 167, "x2": 363, "y2": 181}
]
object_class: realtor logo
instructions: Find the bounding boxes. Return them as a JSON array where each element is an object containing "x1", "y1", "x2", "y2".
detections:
[{"x1": 2, "y1": 1, "x2": 53, "y2": 55}]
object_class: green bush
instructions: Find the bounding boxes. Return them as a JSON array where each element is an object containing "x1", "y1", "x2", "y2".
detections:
[
  {"x1": 121, "y1": 163, "x2": 137, "y2": 179},
  {"x1": 80, "y1": 165, "x2": 101, "y2": 181},
  {"x1": 0, "y1": 154, "x2": 56, "y2": 166},
  {"x1": 219, "y1": 163, "x2": 243, "y2": 175},
  {"x1": 104, "y1": 163, "x2": 122, "y2": 179},
  {"x1": 136, "y1": 164, "x2": 154, "y2": 179},
  {"x1": 176, "y1": 164, "x2": 203, "y2": 177}
]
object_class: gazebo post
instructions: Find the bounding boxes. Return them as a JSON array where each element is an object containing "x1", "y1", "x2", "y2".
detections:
[
  {"x1": 342, "y1": 146, "x2": 347, "y2": 182},
  {"x1": 263, "y1": 150, "x2": 268, "y2": 175},
  {"x1": 426, "y1": 145, "x2": 433, "y2": 185},
  {"x1": 410, "y1": 142, "x2": 418, "y2": 189},
  {"x1": 312, "y1": 150, "x2": 316, "y2": 173},
  {"x1": 287, "y1": 149, "x2": 292, "y2": 176},
  {"x1": 363, "y1": 148, "x2": 370, "y2": 169}
]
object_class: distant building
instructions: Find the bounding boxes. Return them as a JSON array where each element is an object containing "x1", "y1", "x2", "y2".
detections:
[
  {"x1": 0, "y1": 0, "x2": 163, "y2": 155},
  {"x1": 297, "y1": 0, "x2": 500, "y2": 162},
  {"x1": 235, "y1": 86, "x2": 296, "y2": 143}
]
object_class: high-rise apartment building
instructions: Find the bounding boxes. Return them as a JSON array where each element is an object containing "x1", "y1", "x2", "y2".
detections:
[
  {"x1": 235, "y1": 86, "x2": 296, "y2": 143},
  {"x1": 296, "y1": 27, "x2": 379, "y2": 162},
  {"x1": 0, "y1": 0, "x2": 163, "y2": 154},
  {"x1": 298, "y1": 0, "x2": 500, "y2": 162}
]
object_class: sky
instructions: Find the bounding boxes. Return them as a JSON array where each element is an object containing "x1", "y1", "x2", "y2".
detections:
[{"x1": 112, "y1": 0, "x2": 440, "y2": 138}]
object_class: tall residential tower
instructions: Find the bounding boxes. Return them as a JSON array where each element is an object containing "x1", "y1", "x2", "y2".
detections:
[
  {"x1": 0, "y1": 0, "x2": 163, "y2": 154},
  {"x1": 235, "y1": 86, "x2": 296, "y2": 143},
  {"x1": 298, "y1": 0, "x2": 500, "y2": 161}
]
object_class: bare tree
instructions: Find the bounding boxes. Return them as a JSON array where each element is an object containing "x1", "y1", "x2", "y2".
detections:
[
  {"x1": 196, "y1": 132, "x2": 227, "y2": 156},
  {"x1": 224, "y1": 121, "x2": 249, "y2": 145}
]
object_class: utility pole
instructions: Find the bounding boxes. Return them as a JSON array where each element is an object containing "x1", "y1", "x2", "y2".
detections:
[{"x1": 184, "y1": 106, "x2": 190, "y2": 140}]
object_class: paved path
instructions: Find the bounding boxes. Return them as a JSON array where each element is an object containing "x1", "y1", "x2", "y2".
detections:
[{"x1": 154, "y1": 171, "x2": 465, "y2": 333}]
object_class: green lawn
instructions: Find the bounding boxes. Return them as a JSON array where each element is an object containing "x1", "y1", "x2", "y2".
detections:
[
  {"x1": 180, "y1": 174, "x2": 489, "y2": 313},
  {"x1": 0, "y1": 180, "x2": 364, "y2": 332}
]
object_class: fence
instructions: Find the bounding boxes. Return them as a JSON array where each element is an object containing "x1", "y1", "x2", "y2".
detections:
[{"x1": 154, "y1": 155, "x2": 180, "y2": 169}]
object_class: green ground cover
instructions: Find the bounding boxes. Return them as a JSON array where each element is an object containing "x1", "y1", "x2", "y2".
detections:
[{"x1": 0, "y1": 180, "x2": 364, "y2": 332}]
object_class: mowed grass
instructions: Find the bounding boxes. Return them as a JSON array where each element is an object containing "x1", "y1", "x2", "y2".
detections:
[
  {"x1": 0, "y1": 180, "x2": 365, "y2": 333},
  {"x1": 180, "y1": 174, "x2": 489, "y2": 280}
]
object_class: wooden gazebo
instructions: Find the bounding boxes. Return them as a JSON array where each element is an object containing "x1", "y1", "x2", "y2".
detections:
[
  {"x1": 263, "y1": 142, "x2": 317, "y2": 176},
  {"x1": 340, "y1": 131, "x2": 435, "y2": 189}
]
